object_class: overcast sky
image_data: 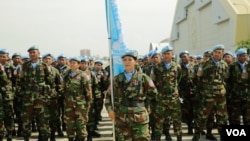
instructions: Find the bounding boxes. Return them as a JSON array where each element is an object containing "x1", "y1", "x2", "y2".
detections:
[{"x1": 0, "y1": 0, "x2": 177, "y2": 58}]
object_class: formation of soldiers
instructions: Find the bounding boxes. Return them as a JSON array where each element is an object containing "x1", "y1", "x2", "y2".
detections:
[
  {"x1": 104, "y1": 44, "x2": 250, "y2": 141},
  {"x1": 0, "y1": 44, "x2": 250, "y2": 141},
  {"x1": 0, "y1": 46, "x2": 109, "y2": 141}
]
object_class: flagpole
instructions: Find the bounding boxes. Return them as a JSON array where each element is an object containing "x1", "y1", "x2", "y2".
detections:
[{"x1": 106, "y1": 0, "x2": 116, "y2": 140}]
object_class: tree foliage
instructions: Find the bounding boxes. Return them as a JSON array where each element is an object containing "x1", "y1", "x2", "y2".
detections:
[{"x1": 236, "y1": 39, "x2": 250, "y2": 54}]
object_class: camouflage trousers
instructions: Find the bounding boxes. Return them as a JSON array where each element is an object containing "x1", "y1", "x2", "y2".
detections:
[
  {"x1": 87, "y1": 103, "x2": 96, "y2": 132},
  {"x1": 64, "y1": 96, "x2": 89, "y2": 138},
  {"x1": 48, "y1": 97, "x2": 61, "y2": 132},
  {"x1": 3, "y1": 100, "x2": 15, "y2": 134},
  {"x1": 195, "y1": 95, "x2": 228, "y2": 134},
  {"x1": 181, "y1": 96, "x2": 196, "y2": 124},
  {"x1": 115, "y1": 107, "x2": 150, "y2": 141},
  {"x1": 21, "y1": 95, "x2": 50, "y2": 137},
  {"x1": 0, "y1": 95, "x2": 4, "y2": 137},
  {"x1": 228, "y1": 97, "x2": 250, "y2": 125},
  {"x1": 154, "y1": 98, "x2": 182, "y2": 136}
]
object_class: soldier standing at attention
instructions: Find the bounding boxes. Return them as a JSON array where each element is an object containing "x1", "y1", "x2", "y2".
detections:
[
  {"x1": 227, "y1": 48, "x2": 250, "y2": 125},
  {"x1": 0, "y1": 49, "x2": 15, "y2": 141},
  {"x1": 79, "y1": 56, "x2": 101, "y2": 141},
  {"x1": 55, "y1": 54, "x2": 70, "y2": 133},
  {"x1": 11, "y1": 53, "x2": 23, "y2": 137},
  {"x1": 178, "y1": 50, "x2": 196, "y2": 135},
  {"x1": 63, "y1": 57, "x2": 92, "y2": 141},
  {"x1": 105, "y1": 50, "x2": 158, "y2": 141},
  {"x1": 20, "y1": 46, "x2": 52, "y2": 141},
  {"x1": 42, "y1": 53, "x2": 63, "y2": 141},
  {"x1": 92, "y1": 60, "x2": 108, "y2": 122},
  {"x1": 151, "y1": 45, "x2": 182, "y2": 141},
  {"x1": 192, "y1": 44, "x2": 228, "y2": 141}
]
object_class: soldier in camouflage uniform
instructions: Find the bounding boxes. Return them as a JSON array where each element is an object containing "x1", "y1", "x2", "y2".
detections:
[
  {"x1": 146, "y1": 49, "x2": 162, "y2": 140},
  {"x1": 0, "y1": 49, "x2": 15, "y2": 141},
  {"x1": 178, "y1": 50, "x2": 196, "y2": 135},
  {"x1": 42, "y1": 53, "x2": 63, "y2": 141},
  {"x1": 223, "y1": 51, "x2": 235, "y2": 125},
  {"x1": 20, "y1": 46, "x2": 52, "y2": 141},
  {"x1": 11, "y1": 53, "x2": 23, "y2": 137},
  {"x1": 192, "y1": 44, "x2": 228, "y2": 141},
  {"x1": 79, "y1": 56, "x2": 100, "y2": 141},
  {"x1": 105, "y1": 50, "x2": 158, "y2": 141},
  {"x1": 227, "y1": 48, "x2": 250, "y2": 125},
  {"x1": 55, "y1": 54, "x2": 70, "y2": 133},
  {"x1": 92, "y1": 60, "x2": 108, "y2": 122},
  {"x1": 151, "y1": 45, "x2": 182, "y2": 141},
  {"x1": 0, "y1": 64, "x2": 7, "y2": 141},
  {"x1": 63, "y1": 57, "x2": 92, "y2": 141}
]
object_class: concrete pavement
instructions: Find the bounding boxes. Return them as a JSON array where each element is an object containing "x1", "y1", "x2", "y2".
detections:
[{"x1": 11, "y1": 108, "x2": 220, "y2": 141}]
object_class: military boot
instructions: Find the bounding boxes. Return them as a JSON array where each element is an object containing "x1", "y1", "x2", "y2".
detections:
[
  {"x1": 192, "y1": 133, "x2": 200, "y2": 141},
  {"x1": 87, "y1": 134, "x2": 92, "y2": 141},
  {"x1": 50, "y1": 131, "x2": 56, "y2": 141},
  {"x1": 24, "y1": 136, "x2": 30, "y2": 141},
  {"x1": 57, "y1": 127, "x2": 64, "y2": 137},
  {"x1": 12, "y1": 129, "x2": 16, "y2": 136},
  {"x1": 155, "y1": 136, "x2": 161, "y2": 141},
  {"x1": 165, "y1": 131, "x2": 172, "y2": 141},
  {"x1": 150, "y1": 125, "x2": 156, "y2": 141},
  {"x1": 91, "y1": 131, "x2": 101, "y2": 138},
  {"x1": 177, "y1": 135, "x2": 182, "y2": 141},
  {"x1": 0, "y1": 136, "x2": 3, "y2": 141},
  {"x1": 62, "y1": 122, "x2": 66, "y2": 131},
  {"x1": 41, "y1": 136, "x2": 49, "y2": 141},
  {"x1": 187, "y1": 122, "x2": 193, "y2": 134},
  {"x1": 6, "y1": 132, "x2": 12, "y2": 141},
  {"x1": 68, "y1": 138, "x2": 74, "y2": 141},
  {"x1": 32, "y1": 121, "x2": 37, "y2": 132},
  {"x1": 17, "y1": 125, "x2": 23, "y2": 137},
  {"x1": 206, "y1": 129, "x2": 217, "y2": 140}
]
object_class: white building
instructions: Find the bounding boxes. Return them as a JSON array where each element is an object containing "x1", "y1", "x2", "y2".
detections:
[{"x1": 170, "y1": 0, "x2": 250, "y2": 56}]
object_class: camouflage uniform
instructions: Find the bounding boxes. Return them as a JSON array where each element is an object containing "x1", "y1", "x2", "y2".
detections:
[
  {"x1": 0, "y1": 62, "x2": 15, "y2": 140},
  {"x1": 12, "y1": 53, "x2": 23, "y2": 137},
  {"x1": 152, "y1": 61, "x2": 182, "y2": 140},
  {"x1": 93, "y1": 66, "x2": 108, "y2": 122},
  {"x1": 20, "y1": 60, "x2": 52, "y2": 140},
  {"x1": 0, "y1": 63, "x2": 15, "y2": 141},
  {"x1": 46, "y1": 65, "x2": 63, "y2": 140},
  {"x1": 82, "y1": 68, "x2": 100, "y2": 140},
  {"x1": 63, "y1": 69, "x2": 92, "y2": 141},
  {"x1": 179, "y1": 62, "x2": 196, "y2": 134},
  {"x1": 193, "y1": 55, "x2": 228, "y2": 140},
  {"x1": 56, "y1": 62, "x2": 70, "y2": 131},
  {"x1": 105, "y1": 71, "x2": 158, "y2": 141},
  {"x1": 12, "y1": 63, "x2": 23, "y2": 136},
  {"x1": 227, "y1": 53, "x2": 250, "y2": 125}
]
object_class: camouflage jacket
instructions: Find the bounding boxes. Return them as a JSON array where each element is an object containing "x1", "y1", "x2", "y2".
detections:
[
  {"x1": 63, "y1": 69, "x2": 92, "y2": 105},
  {"x1": 196, "y1": 58, "x2": 228, "y2": 96},
  {"x1": 227, "y1": 61, "x2": 250, "y2": 97},
  {"x1": 20, "y1": 60, "x2": 52, "y2": 96},
  {"x1": 179, "y1": 62, "x2": 195, "y2": 96},
  {"x1": 105, "y1": 70, "x2": 158, "y2": 113},
  {"x1": 56, "y1": 65, "x2": 70, "y2": 78},
  {"x1": 93, "y1": 69, "x2": 109, "y2": 94},
  {"x1": 151, "y1": 61, "x2": 181, "y2": 99},
  {"x1": 82, "y1": 68, "x2": 99, "y2": 100},
  {"x1": 0, "y1": 63, "x2": 15, "y2": 101},
  {"x1": 48, "y1": 66, "x2": 63, "y2": 98}
]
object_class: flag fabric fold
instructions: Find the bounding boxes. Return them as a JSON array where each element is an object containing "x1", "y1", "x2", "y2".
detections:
[{"x1": 106, "y1": 0, "x2": 127, "y2": 76}]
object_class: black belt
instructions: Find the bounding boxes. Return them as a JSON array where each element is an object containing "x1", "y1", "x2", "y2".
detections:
[{"x1": 121, "y1": 101, "x2": 145, "y2": 107}]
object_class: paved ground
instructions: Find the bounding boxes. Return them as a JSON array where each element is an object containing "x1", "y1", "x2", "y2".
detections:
[{"x1": 11, "y1": 108, "x2": 220, "y2": 141}]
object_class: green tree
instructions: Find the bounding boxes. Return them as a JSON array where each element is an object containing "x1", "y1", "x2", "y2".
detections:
[{"x1": 236, "y1": 39, "x2": 250, "y2": 54}]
